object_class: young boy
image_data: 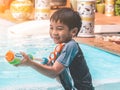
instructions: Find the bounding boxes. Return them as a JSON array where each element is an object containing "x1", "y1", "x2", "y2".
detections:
[{"x1": 20, "y1": 8, "x2": 94, "y2": 90}]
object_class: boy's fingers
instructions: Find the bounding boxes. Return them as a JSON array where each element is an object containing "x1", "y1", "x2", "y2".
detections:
[
  {"x1": 20, "y1": 52, "x2": 29, "y2": 59},
  {"x1": 20, "y1": 52, "x2": 26, "y2": 57}
]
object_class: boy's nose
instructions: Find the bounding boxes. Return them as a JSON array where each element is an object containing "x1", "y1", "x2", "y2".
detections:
[{"x1": 52, "y1": 29, "x2": 58, "y2": 35}]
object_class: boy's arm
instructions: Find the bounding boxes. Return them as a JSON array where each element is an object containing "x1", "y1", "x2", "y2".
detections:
[
  {"x1": 20, "y1": 52, "x2": 65, "y2": 78},
  {"x1": 29, "y1": 60, "x2": 64, "y2": 78}
]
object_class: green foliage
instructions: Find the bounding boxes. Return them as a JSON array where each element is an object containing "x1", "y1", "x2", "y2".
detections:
[
  {"x1": 115, "y1": 5, "x2": 120, "y2": 16},
  {"x1": 115, "y1": 0, "x2": 120, "y2": 16}
]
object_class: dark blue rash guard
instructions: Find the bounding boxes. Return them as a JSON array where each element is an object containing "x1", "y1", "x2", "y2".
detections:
[{"x1": 56, "y1": 40, "x2": 94, "y2": 90}]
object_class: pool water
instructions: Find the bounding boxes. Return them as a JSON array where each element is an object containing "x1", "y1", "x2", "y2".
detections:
[
  {"x1": 80, "y1": 44, "x2": 120, "y2": 90},
  {"x1": 0, "y1": 35, "x2": 64, "y2": 90}
]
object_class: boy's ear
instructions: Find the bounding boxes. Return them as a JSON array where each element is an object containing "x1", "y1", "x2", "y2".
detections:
[{"x1": 71, "y1": 27, "x2": 78, "y2": 37}]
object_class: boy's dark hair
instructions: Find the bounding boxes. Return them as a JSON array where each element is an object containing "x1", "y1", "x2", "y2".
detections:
[{"x1": 50, "y1": 7, "x2": 82, "y2": 36}]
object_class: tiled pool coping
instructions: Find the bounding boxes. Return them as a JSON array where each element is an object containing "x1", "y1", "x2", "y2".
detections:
[{"x1": 74, "y1": 37, "x2": 120, "y2": 56}]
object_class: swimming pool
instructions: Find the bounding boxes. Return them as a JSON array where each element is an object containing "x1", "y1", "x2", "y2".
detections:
[{"x1": 0, "y1": 19, "x2": 120, "y2": 90}]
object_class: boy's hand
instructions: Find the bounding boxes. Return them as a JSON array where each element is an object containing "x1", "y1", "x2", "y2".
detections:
[{"x1": 19, "y1": 52, "x2": 32, "y2": 66}]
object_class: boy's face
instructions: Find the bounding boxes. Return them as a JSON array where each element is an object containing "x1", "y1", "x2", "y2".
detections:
[{"x1": 49, "y1": 21, "x2": 74, "y2": 44}]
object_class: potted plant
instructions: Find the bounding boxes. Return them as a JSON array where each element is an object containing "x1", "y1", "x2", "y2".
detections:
[{"x1": 96, "y1": 0, "x2": 105, "y2": 14}]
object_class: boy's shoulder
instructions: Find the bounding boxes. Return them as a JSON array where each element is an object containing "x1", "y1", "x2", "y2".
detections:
[
  {"x1": 65, "y1": 40, "x2": 78, "y2": 49},
  {"x1": 66, "y1": 39, "x2": 77, "y2": 45}
]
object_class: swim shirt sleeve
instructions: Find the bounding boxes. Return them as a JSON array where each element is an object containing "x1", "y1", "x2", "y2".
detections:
[{"x1": 56, "y1": 40, "x2": 79, "y2": 67}]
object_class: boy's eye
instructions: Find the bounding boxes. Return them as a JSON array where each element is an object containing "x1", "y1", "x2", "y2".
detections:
[
  {"x1": 49, "y1": 26, "x2": 64, "y2": 31},
  {"x1": 56, "y1": 26, "x2": 64, "y2": 30},
  {"x1": 50, "y1": 27, "x2": 53, "y2": 30}
]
